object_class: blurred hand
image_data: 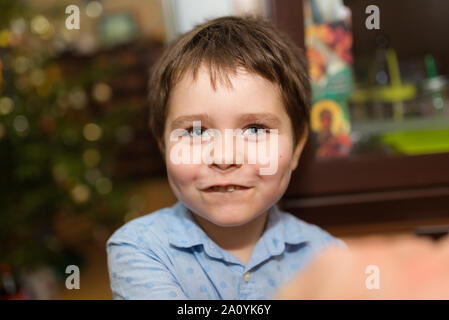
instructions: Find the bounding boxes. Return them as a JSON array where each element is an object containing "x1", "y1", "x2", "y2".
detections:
[{"x1": 274, "y1": 234, "x2": 449, "y2": 299}]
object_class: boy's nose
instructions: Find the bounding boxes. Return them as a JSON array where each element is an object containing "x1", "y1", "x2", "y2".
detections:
[
  {"x1": 208, "y1": 131, "x2": 243, "y2": 171},
  {"x1": 211, "y1": 162, "x2": 242, "y2": 171}
]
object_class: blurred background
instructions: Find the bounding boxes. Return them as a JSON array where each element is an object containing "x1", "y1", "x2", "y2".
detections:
[{"x1": 0, "y1": 0, "x2": 448, "y2": 299}]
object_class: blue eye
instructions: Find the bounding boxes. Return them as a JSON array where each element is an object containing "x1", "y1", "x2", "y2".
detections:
[
  {"x1": 243, "y1": 125, "x2": 267, "y2": 136},
  {"x1": 186, "y1": 126, "x2": 207, "y2": 137}
]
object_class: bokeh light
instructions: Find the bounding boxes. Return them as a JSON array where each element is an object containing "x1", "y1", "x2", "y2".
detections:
[
  {"x1": 71, "y1": 184, "x2": 91, "y2": 204},
  {"x1": 86, "y1": 1, "x2": 103, "y2": 18},
  {"x1": 13, "y1": 115, "x2": 29, "y2": 133},
  {"x1": 0, "y1": 97, "x2": 14, "y2": 115},
  {"x1": 95, "y1": 177, "x2": 113, "y2": 195},
  {"x1": 83, "y1": 148, "x2": 101, "y2": 167},
  {"x1": 30, "y1": 15, "x2": 54, "y2": 39},
  {"x1": 68, "y1": 88, "x2": 87, "y2": 110},
  {"x1": 92, "y1": 82, "x2": 112, "y2": 103},
  {"x1": 83, "y1": 123, "x2": 102, "y2": 141},
  {"x1": 13, "y1": 56, "x2": 30, "y2": 74},
  {"x1": 84, "y1": 168, "x2": 102, "y2": 185}
]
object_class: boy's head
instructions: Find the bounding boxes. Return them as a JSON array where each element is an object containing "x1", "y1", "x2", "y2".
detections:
[{"x1": 148, "y1": 16, "x2": 311, "y2": 227}]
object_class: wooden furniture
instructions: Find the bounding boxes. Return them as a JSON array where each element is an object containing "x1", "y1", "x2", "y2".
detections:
[{"x1": 271, "y1": 0, "x2": 449, "y2": 238}]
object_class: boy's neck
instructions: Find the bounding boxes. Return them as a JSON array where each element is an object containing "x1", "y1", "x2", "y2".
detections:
[{"x1": 190, "y1": 209, "x2": 269, "y2": 265}]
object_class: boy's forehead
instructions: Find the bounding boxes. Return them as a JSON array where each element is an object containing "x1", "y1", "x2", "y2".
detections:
[
  {"x1": 164, "y1": 65, "x2": 290, "y2": 132},
  {"x1": 176, "y1": 65, "x2": 254, "y2": 90},
  {"x1": 169, "y1": 80, "x2": 283, "y2": 120},
  {"x1": 171, "y1": 65, "x2": 282, "y2": 106}
]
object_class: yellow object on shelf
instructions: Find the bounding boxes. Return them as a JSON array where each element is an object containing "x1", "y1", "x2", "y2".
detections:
[
  {"x1": 373, "y1": 49, "x2": 417, "y2": 120},
  {"x1": 349, "y1": 49, "x2": 418, "y2": 121},
  {"x1": 371, "y1": 84, "x2": 416, "y2": 102},
  {"x1": 381, "y1": 128, "x2": 449, "y2": 155}
]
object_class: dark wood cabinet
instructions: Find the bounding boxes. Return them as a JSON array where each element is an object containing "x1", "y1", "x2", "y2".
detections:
[{"x1": 271, "y1": 0, "x2": 449, "y2": 237}]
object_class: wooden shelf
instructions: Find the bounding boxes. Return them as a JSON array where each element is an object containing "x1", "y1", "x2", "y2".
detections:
[{"x1": 271, "y1": 0, "x2": 449, "y2": 236}]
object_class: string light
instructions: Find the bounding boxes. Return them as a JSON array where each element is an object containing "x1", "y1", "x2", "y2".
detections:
[
  {"x1": 92, "y1": 82, "x2": 112, "y2": 103},
  {"x1": 13, "y1": 115, "x2": 29, "y2": 133},
  {"x1": 13, "y1": 56, "x2": 30, "y2": 74},
  {"x1": 0, "y1": 97, "x2": 14, "y2": 115},
  {"x1": 71, "y1": 184, "x2": 91, "y2": 204},
  {"x1": 52, "y1": 163, "x2": 69, "y2": 183},
  {"x1": 96, "y1": 177, "x2": 112, "y2": 195},
  {"x1": 30, "y1": 15, "x2": 54, "y2": 39},
  {"x1": 68, "y1": 88, "x2": 87, "y2": 109},
  {"x1": 83, "y1": 148, "x2": 101, "y2": 167},
  {"x1": 83, "y1": 123, "x2": 102, "y2": 141},
  {"x1": 10, "y1": 18, "x2": 27, "y2": 35},
  {"x1": 86, "y1": 1, "x2": 103, "y2": 18},
  {"x1": 30, "y1": 69, "x2": 45, "y2": 87},
  {"x1": 84, "y1": 168, "x2": 102, "y2": 185}
]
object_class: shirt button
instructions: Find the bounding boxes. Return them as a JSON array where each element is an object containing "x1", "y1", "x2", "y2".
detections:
[
  {"x1": 243, "y1": 271, "x2": 251, "y2": 283},
  {"x1": 208, "y1": 242, "x2": 214, "y2": 249}
]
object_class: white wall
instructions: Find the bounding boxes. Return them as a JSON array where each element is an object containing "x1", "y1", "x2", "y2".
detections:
[{"x1": 162, "y1": 0, "x2": 269, "y2": 42}]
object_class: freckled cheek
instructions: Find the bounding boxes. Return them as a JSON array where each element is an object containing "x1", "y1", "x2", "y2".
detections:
[
  {"x1": 252, "y1": 138, "x2": 293, "y2": 180},
  {"x1": 278, "y1": 143, "x2": 294, "y2": 167}
]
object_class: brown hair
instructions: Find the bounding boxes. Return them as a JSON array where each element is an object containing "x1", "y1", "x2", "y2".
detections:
[{"x1": 148, "y1": 15, "x2": 310, "y2": 152}]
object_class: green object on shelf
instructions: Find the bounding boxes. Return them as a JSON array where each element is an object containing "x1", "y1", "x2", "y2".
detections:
[
  {"x1": 381, "y1": 128, "x2": 449, "y2": 155},
  {"x1": 425, "y1": 54, "x2": 438, "y2": 79},
  {"x1": 424, "y1": 54, "x2": 445, "y2": 113}
]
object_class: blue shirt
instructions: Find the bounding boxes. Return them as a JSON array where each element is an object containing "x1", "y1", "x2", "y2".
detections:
[{"x1": 106, "y1": 200, "x2": 345, "y2": 300}]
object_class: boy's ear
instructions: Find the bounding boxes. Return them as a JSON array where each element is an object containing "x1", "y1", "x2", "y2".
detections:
[
  {"x1": 157, "y1": 138, "x2": 165, "y2": 157},
  {"x1": 291, "y1": 128, "x2": 309, "y2": 171}
]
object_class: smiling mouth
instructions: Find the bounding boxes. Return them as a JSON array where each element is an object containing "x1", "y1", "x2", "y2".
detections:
[{"x1": 203, "y1": 185, "x2": 251, "y2": 193}]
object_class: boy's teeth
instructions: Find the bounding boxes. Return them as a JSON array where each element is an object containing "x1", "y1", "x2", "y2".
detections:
[{"x1": 212, "y1": 185, "x2": 240, "y2": 192}]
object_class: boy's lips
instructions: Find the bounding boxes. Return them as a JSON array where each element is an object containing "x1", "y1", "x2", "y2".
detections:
[
  {"x1": 201, "y1": 184, "x2": 253, "y2": 193},
  {"x1": 202, "y1": 186, "x2": 253, "y2": 197}
]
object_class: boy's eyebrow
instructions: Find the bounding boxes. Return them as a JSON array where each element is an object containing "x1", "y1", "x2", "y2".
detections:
[
  {"x1": 238, "y1": 113, "x2": 281, "y2": 127},
  {"x1": 169, "y1": 112, "x2": 281, "y2": 129},
  {"x1": 170, "y1": 114, "x2": 213, "y2": 130}
]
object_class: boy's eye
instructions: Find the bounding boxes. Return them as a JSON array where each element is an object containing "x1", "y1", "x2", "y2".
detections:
[
  {"x1": 185, "y1": 126, "x2": 207, "y2": 137},
  {"x1": 242, "y1": 124, "x2": 268, "y2": 137}
]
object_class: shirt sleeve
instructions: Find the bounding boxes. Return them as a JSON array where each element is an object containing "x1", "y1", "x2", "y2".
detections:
[
  {"x1": 316, "y1": 232, "x2": 349, "y2": 255},
  {"x1": 295, "y1": 228, "x2": 349, "y2": 275},
  {"x1": 107, "y1": 234, "x2": 188, "y2": 300}
]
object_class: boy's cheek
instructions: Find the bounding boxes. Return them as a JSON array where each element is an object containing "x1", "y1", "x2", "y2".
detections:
[
  {"x1": 252, "y1": 139, "x2": 293, "y2": 178},
  {"x1": 165, "y1": 155, "x2": 202, "y2": 192},
  {"x1": 166, "y1": 162, "x2": 200, "y2": 182}
]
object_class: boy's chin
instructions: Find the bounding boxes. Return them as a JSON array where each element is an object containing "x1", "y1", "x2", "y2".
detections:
[{"x1": 204, "y1": 207, "x2": 260, "y2": 227}]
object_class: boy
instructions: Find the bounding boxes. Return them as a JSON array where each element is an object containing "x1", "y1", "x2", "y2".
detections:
[{"x1": 107, "y1": 15, "x2": 345, "y2": 300}]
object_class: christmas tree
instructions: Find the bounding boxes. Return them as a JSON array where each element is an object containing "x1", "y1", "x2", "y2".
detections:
[{"x1": 0, "y1": 0, "x2": 164, "y2": 294}]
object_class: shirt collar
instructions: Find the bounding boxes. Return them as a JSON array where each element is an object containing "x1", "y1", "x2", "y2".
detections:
[
  {"x1": 168, "y1": 201, "x2": 236, "y2": 263},
  {"x1": 167, "y1": 201, "x2": 206, "y2": 248},
  {"x1": 261, "y1": 203, "x2": 309, "y2": 257},
  {"x1": 168, "y1": 200, "x2": 309, "y2": 264}
]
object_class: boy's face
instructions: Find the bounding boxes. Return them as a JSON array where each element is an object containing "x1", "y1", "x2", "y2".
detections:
[{"x1": 162, "y1": 66, "x2": 307, "y2": 227}]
